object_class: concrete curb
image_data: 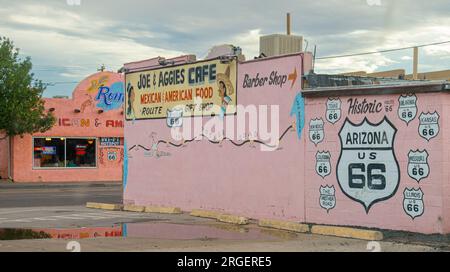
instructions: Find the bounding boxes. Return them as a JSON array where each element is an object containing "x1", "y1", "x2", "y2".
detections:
[
  {"x1": 190, "y1": 209, "x2": 222, "y2": 219},
  {"x1": 190, "y1": 209, "x2": 249, "y2": 225},
  {"x1": 311, "y1": 225, "x2": 384, "y2": 241},
  {"x1": 145, "y1": 206, "x2": 182, "y2": 214},
  {"x1": 258, "y1": 219, "x2": 310, "y2": 233},
  {"x1": 217, "y1": 214, "x2": 249, "y2": 225},
  {"x1": 123, "y1": 204, "x2": 145, "y2": 212},
  {"x1": 85, "y1": 202, "x2": 385, "y2": 240},
  {"x1": 258, "y1": 219, "x2": 383, "y2": 241},
  {"x1": 86, "y1": 202, "x2": 123, "y2": 211}
]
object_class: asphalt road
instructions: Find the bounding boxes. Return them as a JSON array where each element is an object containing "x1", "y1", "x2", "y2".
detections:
[
  {"x1": 0, "y1": 205, "x2": 207, "y2": 229},
  {"x1": 0, "y1": 183, "x2": 122, "y2": 208}
]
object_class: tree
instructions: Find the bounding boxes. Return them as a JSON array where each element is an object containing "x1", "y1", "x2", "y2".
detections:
[{"x1": 0, "y1": 37, "x2": 55, "y2": 140}]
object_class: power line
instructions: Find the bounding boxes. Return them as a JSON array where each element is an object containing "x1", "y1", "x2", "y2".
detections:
[
  {"x1": 30, "y1": 40, "x2": 450, "y2": 70},
  {"x1": 43, "y1": 81, "x2": 79, "y2": 86},
  {"x1": 33, "y1": 62, "x2": 117, "y2": 68},
  {"x1": 32, "y1": 63, "x2": 119, "y2": 72},
  {"x1": 316, "y1": 40, "x2": 450, "y2": 60}
]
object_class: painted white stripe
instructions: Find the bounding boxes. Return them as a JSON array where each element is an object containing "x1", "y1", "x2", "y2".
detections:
[
  {"x1": 75, "y1": 213, "x2": 121, "y2": 218},
  {"x1": 32, "y1": 217, "x2": 57, "y2": 221},
  {"x1": 67, "y1": 214, "x2": 113, "y2": 220},
  {"x1": 50, "y1": 215, "x2": 90, "y2": 220},
  {"x1": 71, "y1": 213, "x2": 146, "y2": 220},
  {"x1": 71, "y1": 213, "x2": 125, "y2": 220},
  {"x1": 0, "y1": 219, "x2": 33, "y2": 223},
  {"x1": 100, "y1": 213, "x2": 129, "y2": 217},
  {"x1": 0, "y1": 211, "x2": 149, "y2": 225},
  {"x1": 92, "y1": 212, "x2": 144, "y2": 218},
  {"x1": 101, "y1": 212, "x2": 146, "y2": 217},
  {"x1": 0, "y1": 209, "x2": 41, "y2": 215},
  {"x1": 11, "y1": 219, "x2": 33, "y2": 223}
]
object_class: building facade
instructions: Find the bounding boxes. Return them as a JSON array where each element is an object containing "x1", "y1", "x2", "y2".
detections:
[
  {"x1": 0, "y1": 71, "x2": 124, "y2": 183},
  {"x1": 123, "y1": 52, "x2": 313, "y2": 221},
  {"x1": 123, "y1": 51, "x2": 450, "y2": 234}
]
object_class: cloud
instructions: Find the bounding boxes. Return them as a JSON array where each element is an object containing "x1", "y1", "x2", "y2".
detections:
[
  {"x1": 0, "y1": 0, "x2": 449, "y2": 97},
  {"x1": 229, "y1": 29, "x2": 262, "y2": 60},
  {"x1": 315, "y1": 54, "x2": 397, "y2": 74},
  {"x1": 0, "y1": 2, "x2": 185, "y2": 96},
  {"x1": 59, "y1": 72, "x2": 92, "y2": 78}
]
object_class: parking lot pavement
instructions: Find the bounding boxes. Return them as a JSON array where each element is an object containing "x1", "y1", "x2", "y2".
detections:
[
  {"x1": 0, "y1": 206, "x2": 444, "y2": 252},
  {"x1": 0, "y1": 206, "x2": 210, "y2": 229},
  {"x1": 0, "y1": 233, "x2": 441, "y2": 252},
  {"x1": 0, "y1": 182, "x2": 122, "y2": 208}
]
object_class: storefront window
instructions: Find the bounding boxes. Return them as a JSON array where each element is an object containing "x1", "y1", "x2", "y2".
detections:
[
  {"x1": 33, "y1": 138, "x2": 66, "y2": 168},
  {"x1": 33, "y1": 137, "x2": 97, "y2": 168},
  {"x1": 66, "y1": 139, "x2": 96, "y2": 168}
]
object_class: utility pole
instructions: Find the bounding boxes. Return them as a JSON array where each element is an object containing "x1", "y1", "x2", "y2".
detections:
[
  {"x1": 287, "y1": 13, "x2": 291, "y2": 35},
  {"x1": 413, "y1": 47, "x2": 419, "y2": 80}
]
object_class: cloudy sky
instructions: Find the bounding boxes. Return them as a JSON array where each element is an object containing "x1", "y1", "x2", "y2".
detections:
[{"x1": 1, "y1": 0, "x2": 449, "y2": 97}]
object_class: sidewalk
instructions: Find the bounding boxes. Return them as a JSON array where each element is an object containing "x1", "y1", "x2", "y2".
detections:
[{"x1": 0, "y1": 180, "x2": 122, "y2": 190}]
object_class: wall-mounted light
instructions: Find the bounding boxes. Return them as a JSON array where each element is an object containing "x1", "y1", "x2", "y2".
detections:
[
  {"x1": 74, "y1": 109, "x2": 81, "y2": 113},
  {"x1": 98, "y1": 109, "x2": 104, "y2": 114},
  {"x1": 120, "y1": 111, "x2": 124, "y2": 115},
  {"x1": 88, "y1": 140, "x2": 94, "y2": 145},
  {"x1": 60, "y1": 138, "x2": 65, "y2": 141},
  {"x1": 48, "y1": 108, "x2": 55, "y2": 112}
]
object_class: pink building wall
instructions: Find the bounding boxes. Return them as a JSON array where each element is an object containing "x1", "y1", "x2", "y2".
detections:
[
  {"x1": 442, "y1": 94, "x2": 450, "y2": 233},
  {"x1": 124, "y1": 52, "x2": 450, "y2": 234},
  {"x1": 304, "y1": 91, "x2": 449, "y2": 234},
  {"x1": 124, "y1": 53, "x2": 311, "y2": 221},
  {"x1": 10, "y1": 71, "x2": 124, "y2": 183}
]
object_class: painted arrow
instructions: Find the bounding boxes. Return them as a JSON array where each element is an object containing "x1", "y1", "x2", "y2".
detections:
[
  {"x1": 290, "y1": 92, "x2": 305, "y2": 140},
  {"x1": 288, "y1": 68, "x2": 298, "y2": 89}
]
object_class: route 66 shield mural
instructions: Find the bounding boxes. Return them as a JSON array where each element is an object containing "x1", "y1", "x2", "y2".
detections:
[
  {"x1": 407, "y1": 150, "x2": 430, "y2": 183},
  {"x1": 166, "y1": 108, "x2": 183, "y2": 128},
  {"x1": 320, "y1": 185, "x2": 336, "y2": 213},
  {"x1": 398, "y1": 94, "x2": 417, "y2": 125},
  {"x1": 337, "y1": 117, "x2": 400, "y2": 213},
  {"x1": 309, "y1": 118, "x2": 325, "y2": 146},
  {"x1": 326, "y1": 98, "x2": 341, "y2": 124},
  {"x1": 107, "y1": 151, "x2": 118, "y2": 161},
  {"x1": 403, "y1": 188, "x2": 424, "y2": 219},
  {"x1": 316, "y1": 151, "x2": 332, "y2": 178},
  {"x1": 418, "y1": 112, "x2": 440, "y2": 141}
]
